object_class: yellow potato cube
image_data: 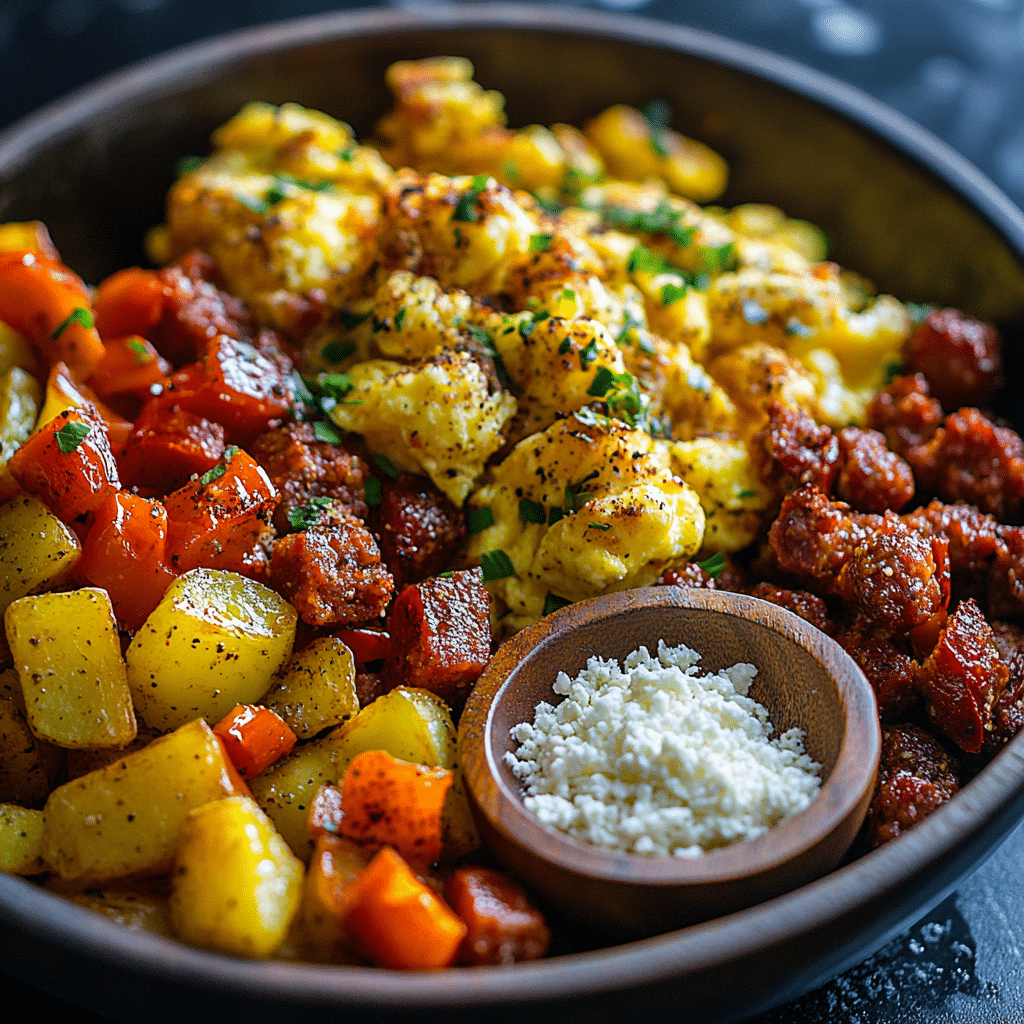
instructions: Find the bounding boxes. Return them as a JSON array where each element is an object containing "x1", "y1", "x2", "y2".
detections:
[
  {"x1": 42, "y1": 718, "x2": 246, "y2": 881},
  {"x1": 6, "y1": 588, "x2": 136, "y2": 749},
  {"x1": 0, "y1": 683, "x2": 63, "y2": 806},
  {"x1": 126, "y1": 568, "x2": 297, "y2": 731},
  {"x1": 262, "y1": 638, "x2": 359, "y2": 741},
  {"x1": 0, "y1": 803, "x2": 45, "y2": 874},
  {"x1": 170, "y1": 795, "x2": 303, "y2": 959},
  {"x1": 0, "y1": 495, "x2": 81, "y2": 618}
]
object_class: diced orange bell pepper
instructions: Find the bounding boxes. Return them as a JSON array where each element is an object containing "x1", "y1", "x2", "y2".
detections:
[
  {"x1": 0, "y1": 250, "x2": 104, "y2": 380},
  {"x1": 333, "y1": 628, "x2": 392, "y2": 667},
  {"x1": 86, "y1": 335, "x2": 171, "y2": 407},
  {"x1": 214, "y1": 736, "x2": 253, "y2": 797},
  {"x1": 78, "y1": 490, "x2": 177, "y2": 631},
  {"x1": 163, "y1": 446, "x2": 277, "y2": 577},
  {"x1": 8, "y1": 406, "x2": 120, "y2": 521},
  {"x1": 339, "y1": 749, "x2": 451, "y2": 868},
  {"x1": 92, "y1": 266, "x2": 165, "y2": 342},
  {"x1": 212, "y1": 704, "x2": 297, "y2": 778},
  {"x1": 343, "y1": 846, "x2": 467, "y2": 970}
]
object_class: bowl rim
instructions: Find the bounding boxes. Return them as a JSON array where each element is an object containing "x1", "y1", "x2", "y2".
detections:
[
  {"x1": 466, "y1": 587, "x2": 880, "y2": 885},
  {"x1": 1, "y1": 3, "x2": 1024, "y2": 1019}
]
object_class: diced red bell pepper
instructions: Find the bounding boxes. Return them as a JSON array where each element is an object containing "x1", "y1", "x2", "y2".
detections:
[
  {"x1": 79, "y1": 490, "x2": 177, "y2": 631},
  {"x1": 8, "y1": 406, "x2": 120, "y2": 521},
  {"x1": 86, "y1": 335, "x2": 171, "y2": 407},
  {"x1": 164, "y1": 446, "x2": 277, "y2": 577},
  {"x1": 92, "y1": 267, "x2": 165, "y2": 342},
  {"x1": 0, "y1": 250, "x2": 105, "y2": 380},
  {"x1": 119, "y1": 396, "x2": 226, "y2": 494},
  {"x1": 169, "y1": 336, "x2": 291, "y2": 443},
  {"x1": 382, "y1": 568, "x2": 492, "y2": 711},
  {"x1": 333, "y1": 628, "x2": 392, "y2": 667},
  {"x1": 212, "y1": 704, "x2": 297, "y2": 778}
]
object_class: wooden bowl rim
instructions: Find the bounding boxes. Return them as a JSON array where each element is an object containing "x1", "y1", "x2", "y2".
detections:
[{"x1": 463, "y1": 587, "x2": 880, "y2": 886}]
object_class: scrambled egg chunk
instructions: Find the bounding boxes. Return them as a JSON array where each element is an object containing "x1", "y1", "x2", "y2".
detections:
[
  {"x1": 328, "y1": 351, "x2": 516, "y2": 506},
  {"x1": 467, "y1": 414, "x2": 705, "y2": 634}
]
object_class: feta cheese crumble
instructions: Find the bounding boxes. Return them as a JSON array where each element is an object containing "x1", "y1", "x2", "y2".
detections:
[{"x1": 504, "y1": 640, "x2": 822, "y2": 857}]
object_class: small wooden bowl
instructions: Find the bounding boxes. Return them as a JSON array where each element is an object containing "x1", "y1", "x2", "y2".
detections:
[{"x1": 460, "y1": 586, "x2": 881, "y2": 940}]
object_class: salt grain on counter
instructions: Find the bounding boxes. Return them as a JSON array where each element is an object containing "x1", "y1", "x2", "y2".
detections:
[{"x1": 505, "y1": 640, "x2": 822, "y2": 857}]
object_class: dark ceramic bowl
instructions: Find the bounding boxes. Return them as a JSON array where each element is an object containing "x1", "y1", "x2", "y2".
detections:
[{"x1": 2, "y1": 6, "x2": 1024, "y2": 1024}]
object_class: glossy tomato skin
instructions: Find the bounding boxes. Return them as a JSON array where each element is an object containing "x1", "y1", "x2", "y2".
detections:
[
  {"x1": 80, "y1": 490, "x2": 176, "y2": 631},
  {"x1": 92, "y1": 267, "x2": 165, "y2": 342}
]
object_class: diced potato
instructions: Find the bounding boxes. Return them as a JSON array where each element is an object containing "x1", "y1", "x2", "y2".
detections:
[
  {"x1": 170, "y1": 795, "x2": 303, "y2": 959},
  {"x1": 0, "y1": 365, "x2": 42, "y2": 501},
  {"x1": 330, "y1": 687, "x2": 479, "y2": 860},
  {"x1": 0, "y1": 803, "x2": 45, "y2": 874},
  {"x1": 42, "y1": 718, "x2": 247, "y2": 881},
  {"x1": 0, "y1": 685, "x2": 63, "y2": 805},
  {"x1": 262, "y1": 638, "x2": 359, "y2": 741},
  {"x1": 249, "y1": 735, "x2": 337, "y2": 861},
  {"x1": 127, "y1": 568, "x2": 297, "y2": 731},
  {"x1": 0, "y1": 495, "x2": 81, "y2": 618},
  {"x1": 6, "y1": 588, "x2": 137, "y2": 750}
]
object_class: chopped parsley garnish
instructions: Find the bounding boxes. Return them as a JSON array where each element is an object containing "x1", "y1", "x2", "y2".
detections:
[
  {"x1": 738, "y1": 488, "x2": 757, "y2": 499},
  {"x1": 480, "y1": 549, "x2": 515, "y2": 582},
  {"x1": 439, "y1": 570, "x2": 456, "y2": 578},
  {"x1": 338, "y1": 147, "x2": 354, "y2": 162},
  {"x1": 313, "y1": 420, "x2": 343, "y2": 445},
  {"x1": 560, "y1": 288, "x2": 576, "y2": 302},
  {"x1": 372, "y1": 453, "x2": 401, "y2": 480},
  {"x1": 319, "y1": 373, "x2": 354, "y2": 402},
  {"x1": 54, "y1": 420, "x2": 91, "y2": 454},
  {"x1": 543, "y1": 592, "x2": 572, "y2": 616},
  {"x1": 51, "y1": 306, "x2": 93, "y2": 339},
  {"x1": 288, "y1": 497, "x2": 333, "y2": 530},
  {"x1": 532, "y1": 193, "x2": 564, "y2": 216},
  {"x1": 272, "y1": 172, "x2": 333, "y2": 194},
  {"x1": 264, "y1": 183, "x2": 288, "y2": 207},
  {"x1": 564, "y1": 469, "x2": 599, "y2": 514},
  {"x1": 394, "y1": 306, "x2": 407, "y2": 332},
  {"x1": 660, "y1": 282, "x2": 688, "y2": 306},
  {"x1": 364, "y1": 476, "x2": 383, "y2": 508},
  {"x1": 578, "y1": 338, "x2": 599, "y2": 370},
  {"x1": 175, "y1": 155, "x2": 204, "y2": 178},
  {"x1": 468, "y1": 505, "x2": 496, "y2": 534},
  {"x1": 883, "y1": 360, "x2": 904, "y2": 385},
  {"x1": 518, "y1": 309, "x2": 550, "y2": 341},
  {"x1": 642, "y1": 98, "x2": 672, "y2": 158},
  {"x1": 288, "y1": 371, "x2": 316, "y2": 412},
  {"x1": 502, "y1": 160, "x2": 519, "y2": 182},
  {"x1": 547, "y1": 506, "x2": 565, "y2": 527},
  {"x1": 603, "y1": 201, "x2": 694, "y2": 247},
  {"x1": 235, "y1": 193, "x2": 268, "y2": 215},
  {"x1": 453, "y1": 226, "x2": 465, "y2": 248},
  {"x1": 615, "y1": 311, "x2": 642, "y2": 347},
  {"x1": 587, "y1": 522, "x2": 611, "y2": 531},
  {"x1": 741, "y1": 299, "x2": 770, "y2": 325},
  {"x1": 558, "y1": 337, "x2": 572, "y2": 356},
  {"x1": 321, "y1": 340, "x2": 356, "y2": 364},
  {"x1": 467, "y1": 323, "x2": 514, "y2": 391},
  {"x1": 529, "y1": 233, "x2": 553, "y2": 253},
  {"x1": 697, "y1": 551, "x2": 727, "y2": 579},
  {"x1": 587, "y1": 365, "x2": 617, "y2": 398},
  {"x1": 127, "y1": 337, "x2": 152, "y2": 363},
  {"x1": 338, "y1": 310, "x2": 370, "y2": 331},
  {"x1": 518, "y1": 498, "x2": 546, "y2": 525},
  {"x1": 200, "y1": 462, "x2": 226, "y2": 486},
  {"x1": 700, "y1": 241, "x2": 739, "y2": 274},
  {"x1": 627, "y1": 246, "x2": 672, "y2": 275},
  {"x1": 452, "y1": 174, "x2": 489, "y2": 222}
]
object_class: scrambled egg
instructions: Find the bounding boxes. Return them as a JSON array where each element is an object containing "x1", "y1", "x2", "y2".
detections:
[{"x1": 146, "y1": 56, "x2": 914, "y2": 632}]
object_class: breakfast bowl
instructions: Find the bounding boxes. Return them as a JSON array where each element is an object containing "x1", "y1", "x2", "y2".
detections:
[
  {"x1": 460, "y1": 586, "x2": 881, "y2": 940},
  {"x1": 2, "y1": 5, "x2": 1024, "y2": 1024}
]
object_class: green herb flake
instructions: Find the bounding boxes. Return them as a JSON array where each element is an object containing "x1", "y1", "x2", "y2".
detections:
[
  {"x1": 660, "y1": 282, "x2": 688, "y2": 306},
  {"x1": 529, "y1": 233, "x2": 554, "y2": 253},
  {"x1": 175, "y1": 155, "x2": 204, "y2": 178},
  {"x1": 199, "y1": 462, "x2": 227, "y2": 487},
  {"x1": 321, "y1": 340, "x2": 356, "y2": 364},
  {"x1": 518, "y1": 498, "x2": 546, "y2": 525},
  {"x1": 364, "y1": 476, "x2": 383, "y2": 508},
  {"x1": 697, "y1": 551, "x2": 727, "y2": 579},
  {"x1": 452, "y1": 174, "x2": 489, "y2": 223},
  {"x1": 642, "y1": 98, "x2": 672, "y2": 158},
  {"x1": 338, "y1": 310, "x2": 370, "y2": 331},
  {"x1": 587, "y1": 522, "x2": 611, "y2": 531},
  {"x1": 468, "y1": 505, "x2": 496, "y2": 534},
  {"x1": 558, "y1": 337, "x2": 572, "y2": 356},
  {"x1": 701, "y1": 241, "x2": 738, "y2": 274},
  {"x1": 543, "y1": 592, "x2": 572, "y2": 616},
  {"x1": 313, "y1": 420, "x2": 343, "y2": 445},
  {"x1": 372, "y1": 453, "x2": 401, "y2": 480},
  {"x1": 338, "y1": 147, "x2": 354, "y2": 162},
  {"x1": 603, "y1": 201, "x2": 694, "y2": 248},
  {"x1": 439, "y1": 570, "x2": 456, "y2": 578},
  {"x1": 480, "y1": 549, "x2": 515, "y2": 582},
  {"x1": 547, "y1": 506, "x2": 565, "y2": 527},
  {"x1": 587, "y1": 365, "x2": 616, "y2": 398},
  {"x1": 560, "y1": 288, "x2": 576, "y2": 302},
  {"x1": 127, "y1": 337, "x2": 152, "y2": 364},
  {"x1": 51, "y1": 306, "x2": 94, "y2": 339},
  {"x1": 320, "y1": 374, "x2": 353, "y2": 401},
  {"x1": 54, "y1": 420, "x2": 91, "y2": 454},
  {"x1": 626, "y1": 246, "x2": 671, "y2": 276},
  {"x1": 287, "y1": 496, "x2": 333, "y2": 531},
  {"x1": 393, "y1": 307, "x2": 407, "y2": 332},
  {"x1": 738, "y1": 488, "x2": 757, "y2": 500},
  {"x1": 453, "y1": 226, "x2": 465, "y2": 248},
  {"x1": 578, "y1": 339, "x2": 600, "y2": 370},
  {"x1": 264, "y1": 183, "x2": 288, "y2": 207},
  {"x1": 235, "y1": 192, "x2": 268, "y2": 215},
  {"x1": 883, "y1": 361, "x2": 904, "y2": 385}
]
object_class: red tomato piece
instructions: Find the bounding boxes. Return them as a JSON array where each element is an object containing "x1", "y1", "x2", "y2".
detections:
[
  {"x1": 164, "y1": 446, "x2": 277, "y2": 577},
  {"x1": 120, "y1": 397, "x2": 226, "y2": 494},
  {"x1": 212, "y1": 704, "x2": 297, "y2": 778},
  {"x1": 92, "y1": 267, "x2": 165, "y2": 341},
  {"x1": 86, "y1": 335, "x2": 171, "y2": 407},
  {"x1": 332, "y1": 628, "x2": 392, "y2": 666},
  {"x1": 79, "y1": 491, "x2": 176, "y2": 631},
  {"x1": 8, "y1": 406, "x2": 120, "y2": 522}
]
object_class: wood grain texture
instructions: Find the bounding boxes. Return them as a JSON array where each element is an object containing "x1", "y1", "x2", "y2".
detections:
[{"x1": 460, "y1": 587, "x2": 881, "y2": 939}]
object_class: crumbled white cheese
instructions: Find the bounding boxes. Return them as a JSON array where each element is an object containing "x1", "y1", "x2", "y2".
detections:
[{"x1": 505, "y1": 640, "x2": 822, "y2": 857}]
